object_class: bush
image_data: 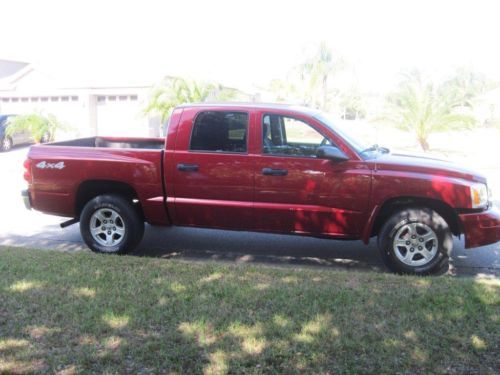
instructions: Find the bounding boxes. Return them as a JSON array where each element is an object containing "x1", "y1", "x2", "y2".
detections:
[{"x1": 5, "y1": 113, "x2": 64, "y2": 143}]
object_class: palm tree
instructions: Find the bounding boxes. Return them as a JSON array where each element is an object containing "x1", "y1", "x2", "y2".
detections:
[
  {"x1": 298, "y1": 42, "x2": 345, "y2": 110},
  {"x1": 383, "y1": 70, "x2": 476, "y2": 151},
  {"x1": 267, "y1": 42, "x2": 345, "y2": 111},
  {"x1": 145, "y1": 77, "x2": 238, "y2": 123}
]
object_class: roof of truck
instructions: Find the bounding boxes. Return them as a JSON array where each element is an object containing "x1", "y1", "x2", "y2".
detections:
[{"x1": 176, "y1": 102, "x2": 320, "y2": 114}]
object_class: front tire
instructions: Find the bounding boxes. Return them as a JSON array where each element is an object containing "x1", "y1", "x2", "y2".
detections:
[
  {"x1": 377, "y1": 207, "x2": 452, "y2": 275},
  {"x1": 80, "y1": 194, "x2": 144, "y2": 254}
]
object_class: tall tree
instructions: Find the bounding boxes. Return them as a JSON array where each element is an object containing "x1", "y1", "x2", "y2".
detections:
[
  {"x1": 267, "y1": 42, "x2": 346, "y2": 111},
  {"x1": 298, "y1": 42, "x2": 345, "y2": 110}
]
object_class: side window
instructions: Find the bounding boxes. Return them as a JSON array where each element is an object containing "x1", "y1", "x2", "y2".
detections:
[
  {"x1": 190, "y1": 111, "x2": 248, "y2": 153},
  {"x1": 262, "y1": 114, "x2": 331, "y2": 157}
]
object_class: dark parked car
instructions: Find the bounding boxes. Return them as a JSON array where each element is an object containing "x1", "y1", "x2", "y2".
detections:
[{"x1": 0, "y1": 114, "x2": 49, "y2": 151}]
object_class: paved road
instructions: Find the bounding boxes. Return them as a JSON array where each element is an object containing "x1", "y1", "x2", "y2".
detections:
[{"x1": 1, "y1": 146, "x2": 498, "y2": 277}]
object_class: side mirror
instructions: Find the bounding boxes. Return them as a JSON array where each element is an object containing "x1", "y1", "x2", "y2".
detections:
[{"x1": 316, "y1": 145, "x2": 349, "y2": 162}]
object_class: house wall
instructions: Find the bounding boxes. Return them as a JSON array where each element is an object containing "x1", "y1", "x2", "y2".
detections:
[
  {"x1": 94, "y1": 90, "x2": 150, "y2": 137},
  {"x1": 0, "y1": 88, "x2": 155, "y2": 139}
]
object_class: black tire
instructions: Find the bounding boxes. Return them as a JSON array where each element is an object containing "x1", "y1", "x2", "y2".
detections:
[
  {"x1": 80, "y1": 194, "x2": 144, "y2": 254},
  {"x1": 377, "y1": 207, "x2": 452, "y2": 275},
  {"x1": 1, "y1": 136, "x2": 13, "y2": 152}
]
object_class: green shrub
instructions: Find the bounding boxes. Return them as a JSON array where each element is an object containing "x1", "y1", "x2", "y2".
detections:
[{"x1": 5, "y1": 113, "x2": 64, "y2": 142}]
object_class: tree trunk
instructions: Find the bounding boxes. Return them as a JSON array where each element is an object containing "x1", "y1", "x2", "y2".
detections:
[
  {"x1": 418, "y1": 137, "x2": 430, "y2": 151},
  {"x1": 322, "y1": 75, "x2": 328, "y2": 110}
]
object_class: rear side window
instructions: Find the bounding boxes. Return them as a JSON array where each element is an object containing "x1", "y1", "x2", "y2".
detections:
[{"x1": 190, "y1": 111, "x2": 248, "y2": 153}]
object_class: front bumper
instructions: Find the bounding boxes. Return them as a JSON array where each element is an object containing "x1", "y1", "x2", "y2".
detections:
[
  {"x1": 22, "y1": 189, "x2": 31, "y2": 210},
  {"x1": 459, "y1": 206, "x2": 500, "y2": 248}
]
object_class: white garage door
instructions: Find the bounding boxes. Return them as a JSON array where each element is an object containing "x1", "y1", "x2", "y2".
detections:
[{"x1": 96, "y1": 95, "x2": 149, "y2": 137}]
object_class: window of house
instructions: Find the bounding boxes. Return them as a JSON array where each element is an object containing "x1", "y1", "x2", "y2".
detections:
[
  {"x1": 262, "y1": 114, "x2": 331, "y2": 157},
  {"x1": 190, "y1": 111, "x2": 248, "y2": 153}
]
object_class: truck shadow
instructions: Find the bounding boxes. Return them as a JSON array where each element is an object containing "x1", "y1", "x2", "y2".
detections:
[
  {"x1": 132, "y1": 225, "x2": 389, "y2": 273},
  {"x1": 133, "y1": 226, "x2": 499, "y2": 277},
  {"x1": 137, "y1": 201, "x2": 494, "y2": 276}
]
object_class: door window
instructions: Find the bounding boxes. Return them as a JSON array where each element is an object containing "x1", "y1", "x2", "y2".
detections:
[
  {"x1": 262, "y1": 114, "x2": 330, "y2": 157},
  {"x1": 190, "y1": 111, "x2": 248, "y2": 153}
]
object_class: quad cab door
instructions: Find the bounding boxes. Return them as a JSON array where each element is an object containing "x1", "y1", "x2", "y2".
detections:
[
  {"x1": 253, "y1": 111, "x2": 371, "y2": 238},
  {"x1": 170, "y1": 107, "x2": 255, "y2": 230}
]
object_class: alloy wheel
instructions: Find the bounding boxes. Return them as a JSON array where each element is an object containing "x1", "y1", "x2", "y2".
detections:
[
  {"x1": 89, "y1": 208, "x2": 126, "y2": 249},
  {"x1": 393, "y1": 222, "x2": 438, "y2": 266}
]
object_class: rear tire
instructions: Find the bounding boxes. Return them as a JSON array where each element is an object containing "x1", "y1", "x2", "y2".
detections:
[
  {"x1": 80, "y1": 194, "x2": 144, "y2": 254},
  {"x1": 1, "y1": 136, "x2": 12, "y2": 152},
  {"x1": 377, "y1": 207, "x2": 452, "y2": 275}
]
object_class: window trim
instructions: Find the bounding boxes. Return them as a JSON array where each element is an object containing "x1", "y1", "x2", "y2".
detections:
[
  {"x1": 260, "y1": 113, "x2": 335, "y2": 159},
  {"x1": 188, "y1": 110, "x2": 250, "y2": 155}
]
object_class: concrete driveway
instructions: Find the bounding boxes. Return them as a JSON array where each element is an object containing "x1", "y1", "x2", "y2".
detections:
[{"x1": 1, "y1": 145, "x2": 498, "y2": 277}]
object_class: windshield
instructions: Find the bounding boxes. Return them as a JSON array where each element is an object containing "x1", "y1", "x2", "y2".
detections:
[{"x1": 314, "y1": 112, "x2": 370, "y2": 154}]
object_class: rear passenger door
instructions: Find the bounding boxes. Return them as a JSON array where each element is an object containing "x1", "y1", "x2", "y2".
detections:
[{"x1": 171, "y1": 108, "x2": 255, "y2": 230}]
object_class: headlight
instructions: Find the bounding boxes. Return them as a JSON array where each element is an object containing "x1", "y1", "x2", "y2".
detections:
[{"x1": 470, "y1": 183, "x2": 489, "y2": 209}]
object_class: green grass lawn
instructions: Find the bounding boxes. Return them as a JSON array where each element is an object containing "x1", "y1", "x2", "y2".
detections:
[{"x1": 0, "y1": 247, "x2": 498, "y2": 374}]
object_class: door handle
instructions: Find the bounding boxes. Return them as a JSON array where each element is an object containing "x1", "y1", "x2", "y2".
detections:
[
  {"x1": 177, "y1": 163, "x2": 199, "y2": 172},
  {"x1": 262, "y1": 167, "x2": 288, "y2": 176}
]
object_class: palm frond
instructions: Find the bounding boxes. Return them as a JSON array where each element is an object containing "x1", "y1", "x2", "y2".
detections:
[
  {"x1": 145, "y1": 77, "x2": 238, "y2": 123},
  {"x1": 380, "y1": 69, "x2": 485, "y2": 150}
]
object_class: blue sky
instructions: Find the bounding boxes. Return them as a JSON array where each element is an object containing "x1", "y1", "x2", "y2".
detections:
[{"x1": 1, "y1": 0, "x2": 499, "y2": 92}]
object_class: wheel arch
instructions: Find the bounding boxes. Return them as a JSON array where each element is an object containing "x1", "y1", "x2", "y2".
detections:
[
  {"x1": 369, "y1": 196, "x2": 462, "y2": 240},
  {"x1": 75, "y1": 180, "x2": 143, "y2": 218}
]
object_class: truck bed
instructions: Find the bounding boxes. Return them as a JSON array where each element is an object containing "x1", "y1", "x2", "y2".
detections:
[
  {"x1": 27, "y1": 136, "x2": 167, "y2": 223},
  {"x1": 49, "y1": 136, "x2": 164, "y2": 150}
]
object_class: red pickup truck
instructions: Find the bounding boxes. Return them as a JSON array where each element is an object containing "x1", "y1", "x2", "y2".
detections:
[{"x1": 22, "y1": 103, "x2": 499, "y2": 274}]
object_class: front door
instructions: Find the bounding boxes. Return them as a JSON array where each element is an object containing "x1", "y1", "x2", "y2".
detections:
[
  {"x1": 254, "y1": 112, "x2": 371, "y2": 237},
  {"x1": 171, "y1": 108, "x2": 255, "y2": 230}
]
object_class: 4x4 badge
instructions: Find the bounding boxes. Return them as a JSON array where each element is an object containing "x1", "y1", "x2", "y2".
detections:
[{"x1": 36, "y1": 161, "x2": 65, "y2": 170}]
